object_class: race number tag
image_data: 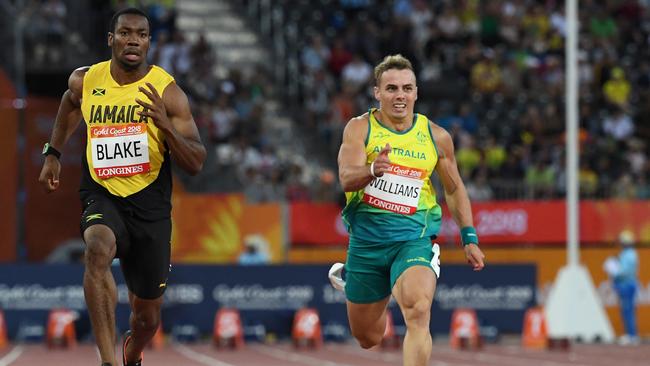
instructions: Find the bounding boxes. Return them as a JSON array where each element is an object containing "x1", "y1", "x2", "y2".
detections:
[
  {"x1": 363, "y1": 163, "x2": 425, "y2": 215},
  {"x1": 90, "y1": 123, "x2": 150, "y2": 179}
]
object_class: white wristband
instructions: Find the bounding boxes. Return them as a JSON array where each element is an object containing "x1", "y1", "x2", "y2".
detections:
[{"x1": 369, "y1": 161, "x2": 378, "y2": 178}]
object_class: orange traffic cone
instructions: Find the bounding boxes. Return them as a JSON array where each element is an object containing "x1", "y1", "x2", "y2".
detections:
[
  {"x1": 213, "y1": 308, "x2": 244, "y2": 349},
  {"x1": 0, "y1": 310, "x2": 7, "y2": 349},
  {"x1": 46, "y1": 308, "x2": 77, "y2": 348},
  {"x1": 522, "y1": 307, "x2": 548, "y2": 349},
  {"x1": 292, "y1": 308, "x2": 322, "y2": 349},
  {"x1": 449, "y1": 308, "x2": 480, "y2": 350},
  {"x1": 380, "y1": 311, "x2": 399, "y2": 349}
]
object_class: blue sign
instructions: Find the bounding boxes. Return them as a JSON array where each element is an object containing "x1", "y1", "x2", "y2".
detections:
[{"x1": 0, "y1": 263, "x2": 535, "y2": 340}]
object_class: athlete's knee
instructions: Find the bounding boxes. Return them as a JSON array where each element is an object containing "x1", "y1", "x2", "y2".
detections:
[
  {"x1": 355, "y1": 334, "x2": 383, "y2": 349},
  {"x1": 352, "y1": 330, "x2": 383, "y2": 349},
  {"x1": 132, "y1": 307, "x2": 160, "y2": 333},
  {"x1": 402, "y1": 298, "x2": 432, "y2": 327},
  {"x1": 84, "y1": 233, "x2": 115, "y2": 269},
  {"x1": 85, "y1": 240, "x2": 115, "y2": 269}
]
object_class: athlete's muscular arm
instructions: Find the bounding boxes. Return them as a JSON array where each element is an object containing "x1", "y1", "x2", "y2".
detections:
[
  {"x1": 338, "y1": 115, "x2": 391, "y2": 192},
  {"x1": 136, "y1": 82, "x2": 206, "y2": 175},
  {"x1": 38, "y1": 67, "x2": 87, "y2": 192},
  {"x1": 431, "y1": 122, "x2": 485, "y2": 271}
]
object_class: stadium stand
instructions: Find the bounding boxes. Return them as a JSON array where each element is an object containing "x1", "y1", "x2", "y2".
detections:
[{"x1": 2, "y1": 0, "x2": 649, "y2": 203}]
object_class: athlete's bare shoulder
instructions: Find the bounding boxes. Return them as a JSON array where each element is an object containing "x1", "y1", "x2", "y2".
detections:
[
  {"x1": 68, "y1": 66, "x2": 90, "y2": 97},
  {"x1": 343, "y1": 112, "x2": 369, "y2": 140},
  {"x1": 428, "y1": 119, "x2": 454, "y2": 156},
  {"x1": 427, "y1": 119, "x2": 451, "y2": 141},
  {"x1": 344, "y1": 112, "x2": 370, "y2": 135}
]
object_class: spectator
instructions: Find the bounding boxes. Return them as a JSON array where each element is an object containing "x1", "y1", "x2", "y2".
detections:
[
  {"x1": 466, "y1": 169, "x2": 494, "y2": 201},
  {"x1": 603, "y1": 67, "x2": 631, "y2": 107},
  {"x1": 471, "y1": 49, "x2": 502, "y2": 94},
  {"x1": 238, "y1": 235, "x2": 270, "y2": 265},
  {"x1": 603, "y1": 231, "x2": 639, "y2": 346},
  {"x1": 602, "y1": 107, "x2": 634, "y2": 141},
  {"x1": 525, "y1": 158, "x2": 555, "y2": 199},
  {"x1": 302, "y1": 34, "x2": 331, "y2": 74},
  {"x1": 341, "y1": 53, "x2": 373, "y2": 92}
]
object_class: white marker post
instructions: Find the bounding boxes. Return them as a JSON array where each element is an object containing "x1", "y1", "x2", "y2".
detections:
[{"x1": 544, "y1": 0, "x2": 614, "y2": 343}]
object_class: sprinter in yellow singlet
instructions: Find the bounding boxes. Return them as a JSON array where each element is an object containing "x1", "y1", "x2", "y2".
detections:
[
  {"x1": 38, "y1": 8, "x2": 206, "y2": 366},
  {"x1": 330, "y1": 54, "x2": 485, "y2": 366}
]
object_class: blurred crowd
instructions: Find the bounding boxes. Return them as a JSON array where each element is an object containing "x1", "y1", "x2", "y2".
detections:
[
  {"x1": 19, "y1": 0, "x2": 650, "y2": 203},
  {"x1": 293, "y1": 0, "x2": 650, "y2": 201}
]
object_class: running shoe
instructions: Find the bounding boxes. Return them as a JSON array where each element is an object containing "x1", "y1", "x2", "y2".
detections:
[{"x1": 328, "y1": 262, "x2": 345, "y2": 292}]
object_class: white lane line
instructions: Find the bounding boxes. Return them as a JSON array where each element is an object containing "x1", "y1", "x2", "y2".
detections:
[
  {"x1": 328, "y1": 343, "x2": 472, "y2": 366},
  {"x1": 0, "y1": 346, "x2": 24, "y2": 366},
  {"x1": 434, "y1": 346, "x2": 591, "y2": 366},
  {"x1": 173, "y1": 343, "x2": 237, "y2": 366},
  {"x1": 255, "y1": 344, "x2": 355, "y2": 366}
]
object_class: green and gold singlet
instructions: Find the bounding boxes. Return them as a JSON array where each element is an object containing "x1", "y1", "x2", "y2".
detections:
[{"x1": 342, "y1": 108, "x2": 443, "y2": 242}]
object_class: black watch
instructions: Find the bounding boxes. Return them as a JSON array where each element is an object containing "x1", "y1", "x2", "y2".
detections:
[{"x1": 42, "y1": 142, "x2": 61, "y2": 159}]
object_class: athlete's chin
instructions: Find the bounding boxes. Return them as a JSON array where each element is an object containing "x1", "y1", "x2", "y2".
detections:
[
  {"x1": 117, "y1": 58, "x2": 143, "y2": 71},
  {"x1": 390, "y1": 109, "x2": 409, "y2": 119}
]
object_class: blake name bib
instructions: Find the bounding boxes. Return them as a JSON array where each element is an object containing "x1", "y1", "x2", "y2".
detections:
[{"x1": 90, "y1": 123, "x2": 150, "y2": 179}]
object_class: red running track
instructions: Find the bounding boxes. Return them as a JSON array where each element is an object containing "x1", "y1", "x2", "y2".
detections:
[{"x1": 0, "y1": 340, "x2": 648, "y2": 365}]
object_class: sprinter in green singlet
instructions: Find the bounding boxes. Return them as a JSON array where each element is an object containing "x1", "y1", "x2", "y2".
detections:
[
  {"x1": 38, "y1": 8, "x2": 206, "y2": 366},
  {"x1": 329, "y1": 54, "x2": 485, "y2": 366}
]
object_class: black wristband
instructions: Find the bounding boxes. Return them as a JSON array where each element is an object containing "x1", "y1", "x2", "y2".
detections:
[{"x1": 42, "y1": 142, "x2": 61, "y2": 159}]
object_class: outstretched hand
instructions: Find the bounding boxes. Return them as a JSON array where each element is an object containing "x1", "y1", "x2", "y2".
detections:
[
  {"x1": 464, "y1": 243, "x2": 485, "y2": 271},
  {"x1": 38, "y1": 156, "x2": 61, "y2": 193},
  {"x1": 135, "y1": 82, "x2": 172, "y2": 132},
  {"x1": 371, "y1": 143, "x2": 391, "y2": 177}
]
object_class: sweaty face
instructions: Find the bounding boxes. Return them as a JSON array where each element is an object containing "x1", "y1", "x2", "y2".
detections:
[
  {"x1": 374, "y1": 69, "x2": 417, "y2": 122},
  {"x1": 109, "y1": 14, "x2": 150, "y2": 70}
]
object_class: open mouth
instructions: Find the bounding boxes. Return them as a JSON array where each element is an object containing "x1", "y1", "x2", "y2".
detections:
[
  {"x1": 393, "y1": 103, "x2": 406, "y2": 112},
  {"x1": 124, "y1": 50, "x2": 141, "y2": 62}
]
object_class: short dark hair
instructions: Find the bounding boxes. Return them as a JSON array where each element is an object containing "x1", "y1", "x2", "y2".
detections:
[
  {"x1": 109, "y1": 8, "x2": 151, "y2": 33},
  {"x1": 374, "y1": 54, "x2": 414, "y2": 86}
]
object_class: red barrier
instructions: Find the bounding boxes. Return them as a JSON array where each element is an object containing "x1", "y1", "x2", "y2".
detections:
[
  {"x1": 0, "y1": 310, "x2": 7, "y2": 349},
  {"x1": 290, "y1": 200, "x2": 650, "y2": 246},
  {"x1": 213, "y1": 308, "x2": 244, "y2": 349},
  {"x1": 522, "y1": 307, "x2": 548, "y2": 349},
  {"x1": 46, "y1": 309, "x2": 77, "y2": 348},
  {"x1": 449, "y1": 308, "x2": 480, "y2": 350},
  {"x1": 292, "y1": 308, "x2": 322, "y2": 348}
]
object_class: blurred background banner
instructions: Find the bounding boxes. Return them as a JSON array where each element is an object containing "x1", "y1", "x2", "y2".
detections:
[
  {"x1": 171, "y1": 193, "x2": 284, "y2": 263},
  {"x1": 0, "y1": 263, "x2": 535, "y2": 340},
  {"x1": 290, "y1": 201, "x2": 650, "y2": 246},
  {"x1": 290, "y1": 202, "x2": 348, "y2": 246}
]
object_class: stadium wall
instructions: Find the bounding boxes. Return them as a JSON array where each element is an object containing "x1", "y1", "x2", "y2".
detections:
[{"x1": 0, "y1": 69, "x2": 17, "y2": 262}]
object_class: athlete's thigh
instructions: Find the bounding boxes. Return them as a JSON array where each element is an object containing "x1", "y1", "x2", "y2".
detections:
[
  {"x1": 344, "y1": 241, "x2": 392, "y2": 304},
  {"x1": 120, "y1": 217, "x2": 171, "y2": 300},
  {"x1": 390, "y1": 238, "x2": 437, "y2": 306},
  {"x1": 80, "y1": 194, "x2": 129, "y2": 254},
  {"x1": 392, "y1": 266, "x2": 436, "y2": 311}
]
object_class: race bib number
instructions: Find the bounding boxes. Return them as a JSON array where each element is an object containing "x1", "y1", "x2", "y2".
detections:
[
  {"x1": 90, "y1": 123, "x2": 150, "y2": 179},
  {"x1": 363, "y1": 163, "x2": 425, "y2": 215}
]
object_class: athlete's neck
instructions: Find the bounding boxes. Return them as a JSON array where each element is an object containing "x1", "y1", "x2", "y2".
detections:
[
  {"x1": 110, "y1": 60, "x2": 151, "y2": 85},
  {"x1": 375, "y1": 109, "x2": 413, "y2": 132}
]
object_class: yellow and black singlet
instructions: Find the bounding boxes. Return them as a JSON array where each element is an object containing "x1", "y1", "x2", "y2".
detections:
[
  {"x1": 79, "y1": 60, "x2": 175, "y2": 220},
  {"x1": 342, "y1": 108, "x2": 443, "y2": 242}
]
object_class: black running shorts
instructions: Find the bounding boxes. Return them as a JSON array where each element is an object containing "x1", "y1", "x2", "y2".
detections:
[{"x1": 80, "y1": 194, "x2": 171, "y2": 299}]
